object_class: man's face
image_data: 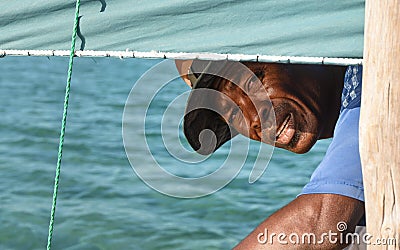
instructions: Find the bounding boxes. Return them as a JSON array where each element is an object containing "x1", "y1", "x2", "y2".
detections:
[{"x1": 213, "y1": 62, "x2": 344, "y2": 153}]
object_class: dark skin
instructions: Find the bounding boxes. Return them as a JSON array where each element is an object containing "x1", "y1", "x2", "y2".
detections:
[
  {"x1": 176, "y1": 60, "x2": 365, "y2": 249},
  {"x1": 213, "y1": 62, "x2": 345, "y2": 154},
  {"x1": 234, "y1": 194, "x2": 364, "y2": 249}
]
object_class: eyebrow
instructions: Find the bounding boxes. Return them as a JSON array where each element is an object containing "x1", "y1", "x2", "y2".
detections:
[
  {"x1": 254, "y1": 70, "x2": 265, "y2": 79},
  {"x1": 218, "y1": 96, "x2": 231, "y2": 113},
  {"x1": 228, "y1": 106, "x2": 240, "y2": 124}
]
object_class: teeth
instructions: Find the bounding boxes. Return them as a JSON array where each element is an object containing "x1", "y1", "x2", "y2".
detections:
[{"x1": 276, "y1": 114, "x2": 291, "y2": 138}]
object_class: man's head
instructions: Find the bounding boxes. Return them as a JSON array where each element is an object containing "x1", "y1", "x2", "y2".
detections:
[{"x1": 178, "y1": 60, "x2": 345, "y2": 154}]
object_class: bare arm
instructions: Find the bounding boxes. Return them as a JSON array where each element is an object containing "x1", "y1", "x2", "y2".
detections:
[{"x1": 234, "y1": 194, "x2": 364, "y2": 250}]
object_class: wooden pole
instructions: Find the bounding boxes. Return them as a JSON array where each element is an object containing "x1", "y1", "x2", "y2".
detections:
[{"x1": 360, "y1": 0, "x2": 400, "y2": 249}]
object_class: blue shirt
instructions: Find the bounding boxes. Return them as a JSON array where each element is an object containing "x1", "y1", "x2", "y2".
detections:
[{"x1": 299, "y1": 65, "x2": 364, "y2": 202}]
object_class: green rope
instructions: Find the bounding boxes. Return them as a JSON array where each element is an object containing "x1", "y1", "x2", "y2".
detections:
[{"x1": 46, "y1": 0, "x2": 81, "y2": 249}]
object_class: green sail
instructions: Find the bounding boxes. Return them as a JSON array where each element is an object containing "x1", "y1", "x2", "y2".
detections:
[{"x1": 1, "y1": 0, "x2": 364, "y2": 62}]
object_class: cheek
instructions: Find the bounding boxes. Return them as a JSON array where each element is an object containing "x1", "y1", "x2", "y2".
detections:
[
  {"x1": 218, "y1": 112, "x2": 229, "y2": 124},
  {"x1": 232, "y1": 113, "x2": 251, "y2": 137}
]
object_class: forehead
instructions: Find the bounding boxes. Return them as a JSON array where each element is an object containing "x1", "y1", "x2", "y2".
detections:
[
  {"x1": 212, "y1": 76, "x2": 244, "y2": 97},
  {"x1": 242, "y1": 61, "x2": 269, "y2": 72},
  {"x1": 211, "y1": 62, "x2": 270, "y2": 92}
]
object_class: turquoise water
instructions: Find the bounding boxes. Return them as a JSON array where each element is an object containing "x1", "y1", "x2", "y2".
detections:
[{"x1": 0, "y1": 57, "x2": 331, "y2": 249}]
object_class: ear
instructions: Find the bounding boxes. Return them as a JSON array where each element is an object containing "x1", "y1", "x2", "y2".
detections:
[{"x1": 175, "y1": 60, "x2": 193, "y2": 88}]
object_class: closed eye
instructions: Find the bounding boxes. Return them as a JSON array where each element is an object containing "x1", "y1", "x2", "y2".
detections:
[
  {"x1": 228, "y1": 106, "x2": 240, "y2": 124},
  {"x1": 244, "y1": 75, "x2": 259, "y2": 94}
]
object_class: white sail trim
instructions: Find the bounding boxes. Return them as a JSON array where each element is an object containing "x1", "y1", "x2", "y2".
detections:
[{"x1": 0, "y1": 50, "x2": 363, "y2": 65}]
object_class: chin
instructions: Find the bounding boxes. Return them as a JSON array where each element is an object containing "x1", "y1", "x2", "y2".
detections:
[
  {"x1": 267, "y1": 97, "x2": 322, "y2": 154},
  {"x1": 257, "y1": 129, "x2": 318, "y2": 154},
  {"x1": 274, "y1": 113, "x2": 320, "y2": 154},
  {"x1": 283, "y1": 131, "x2": 318, "y2": 154},
  {"x1": 274, "y1": 114, "x2": 320, "y2": 154}
]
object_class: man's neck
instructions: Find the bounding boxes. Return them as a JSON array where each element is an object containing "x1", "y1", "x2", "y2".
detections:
[{"x1": 319, "y1": 66, "x2": 346, "y2": 139}]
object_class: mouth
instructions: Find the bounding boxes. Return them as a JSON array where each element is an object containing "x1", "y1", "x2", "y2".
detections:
[{"x1": 275, "y1": 113, "x2": 295, "y2": 145}]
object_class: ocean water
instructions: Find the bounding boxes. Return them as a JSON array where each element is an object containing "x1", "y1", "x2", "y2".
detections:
[{"x1": 0, "y1": 56, "x2": 331, "y2": 250}]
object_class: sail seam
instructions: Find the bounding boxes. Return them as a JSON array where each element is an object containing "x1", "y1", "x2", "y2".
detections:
[{"x1": 0, "y1": 49, "x2": 363, "y2": 65}]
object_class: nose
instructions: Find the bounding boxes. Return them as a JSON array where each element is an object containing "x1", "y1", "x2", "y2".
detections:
[
  {"x1": 248, "y1": 103, "x2": 274, "y2": 141},
  {"x1": 239, "y1": 95, "x2": 273, "y2": 140},
  {"x1": 250, "y1": 112, "x2": 261, "y2": 130},
  {"x1": 248, "y1": 105, "x2": 268, "y2": 132},
  {"x1": 247, "y1": 112, "x2": 262, "y2": 140},
  {"x1": 250, "y1": 102, "x2": 271, "y2": 127},
  {"x1": 250, "y1": 116, "x2": 261, "y2": 130}
]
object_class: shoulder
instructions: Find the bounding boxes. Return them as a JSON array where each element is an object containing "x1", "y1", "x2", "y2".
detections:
[{"x1": 341, "y1": 65, "x2": 362, "y2": 111}]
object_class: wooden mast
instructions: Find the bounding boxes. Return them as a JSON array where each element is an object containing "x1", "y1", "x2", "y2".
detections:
[{"x1": 360, "y1": 0, "x2": 400, "y2": 249}]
